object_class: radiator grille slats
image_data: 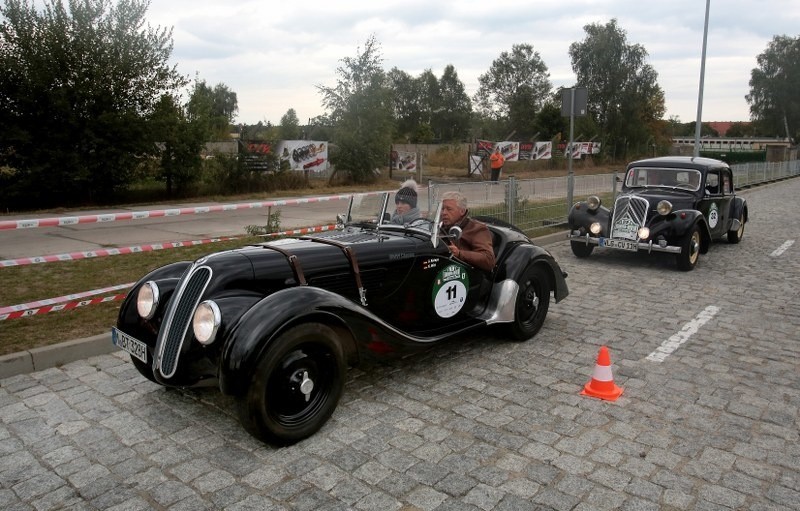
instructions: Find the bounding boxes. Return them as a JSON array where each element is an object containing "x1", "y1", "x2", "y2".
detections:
[
  {"x1": 158, "y1": 266, "x2": 211, "y2": 378},
  {"x1": 610, "y1": 196, "x2": 649, "y2": 239}
]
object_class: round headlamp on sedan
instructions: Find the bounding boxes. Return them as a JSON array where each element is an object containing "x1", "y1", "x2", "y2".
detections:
[
  {"x1": 586, "y1": 195, "x2": 602, "y2": 211},
  {"x1": 656, "y1": 200, "x2": 673, "y2": 216},
  {"x1": 637, "y1": 227, "x2": 651, "y2": 240},
  {"x1": 589, "y1": 222, "x2": 602, "y2": 235},
  {"x1": 136, "y1": 281, "x2": 160, "y2": 320},
  {"x1": 193, "y1": 300, "x2": 221, "y2": 346}
]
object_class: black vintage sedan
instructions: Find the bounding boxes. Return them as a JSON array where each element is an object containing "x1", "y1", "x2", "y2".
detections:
[
  {"x1": 567, "y1": 156, "x2": 748, "y2": 270},
  {"x1": 112, "y1": 192, "x2": 569, "y2": 444}
]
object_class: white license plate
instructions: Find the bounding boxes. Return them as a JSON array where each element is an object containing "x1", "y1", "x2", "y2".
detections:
[
  {"x1": 601, "y1": 238, "x2": 639, "y2": 251},
  {"x1": 112, "y1": 327, "x2": 148, "y2": 363}
]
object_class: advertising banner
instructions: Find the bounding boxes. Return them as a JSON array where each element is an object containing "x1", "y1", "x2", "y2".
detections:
[
  {"x1": 496, "y1": 141, "x2": 519, "y2": 162},
  {"x1": 518, "y1": 142, "x2": 534, "y2": 160},
  {"x1": 390, "y1": 150, "x2": 417, "y2": 172},
  {"x1": 475, "y1": 139, "x2": 494, "y2": 157},
  {"x1": 533, "y1": 141, "x2": 552, "y2": 160},
  {"x1": 277, "y1": 141, "x2": 328, "y2": 171}
]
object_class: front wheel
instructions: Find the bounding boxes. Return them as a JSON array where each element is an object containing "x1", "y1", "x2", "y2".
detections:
[
  {"x1": 570, "y1": 240, "x2": 594, "y2": 258},
  {"x1": 503, "y1": 264, "x2": 551, "y2": 341},
  {"x1": 676, "y1": 225, "x2": 701, "y2": 271},
  {"x1": 236, "y1": 323, "x2": 346, "y2": 445}
]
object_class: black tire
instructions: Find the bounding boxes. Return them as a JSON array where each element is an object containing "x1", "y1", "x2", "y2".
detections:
[
  {"x1": 504, "y1": 264, "x2": 551, "y2": 341},
  {"x1": 728, "y1": 216, "x2": 745, "y2": 243},
  {"x1": 676, "y1": 225, "x2": 701, "y2": 271},
  {"x1": 130, "y1": 354, "x2": 159, "y2": 383},
  {"x1": 236, "y1": 323, "x2": 345, "y2": 445},
  {"x1": 570, "y1": 240, "x2": 594, "y2": 258}
]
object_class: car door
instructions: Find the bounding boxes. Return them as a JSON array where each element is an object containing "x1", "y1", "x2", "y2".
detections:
[{"x1": 699, "y1": 167, "x2": 732, "y2": 239}]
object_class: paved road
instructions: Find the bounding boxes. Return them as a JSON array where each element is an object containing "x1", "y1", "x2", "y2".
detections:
[{"x1": 1, "y1": 179, "x2": 799, "y2": 510}]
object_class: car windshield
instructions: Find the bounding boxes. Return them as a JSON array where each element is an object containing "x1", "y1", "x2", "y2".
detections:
[
  {"x1": 342, "y1": 191, "x2": 441, "y2": 238},
  {"x1": 625, "y1": 167, "x2": 702, "y2": 191}
]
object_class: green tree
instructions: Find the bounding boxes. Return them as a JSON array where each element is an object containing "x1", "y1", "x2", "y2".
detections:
[
  {"x1": 279, "y1": 108, "x2": 301, "y2": 140},
  {"x1": 151, "y1": 94, "x2": 205, "y2": 197},
  {"x1": 568, "y1": 19, "x2": 665, "y2": 160},
  {"x1": 317, "y1": 34, "x2": 394, "y2": 182},
  {"x1": 186, "y1": 79, "x2": 238, "y2": 141},
  {"x1": 0, "y1": 0, "x2": 186, "y2": 208},
  {"x1": 474, "y1": 43, "x2": 552, "y2": 139},
  {"x1": 746, "y1": 35, "x2": 800, "y2": 141},
  {"x1": 434, "y1": 65, "x2": 471, "y2": 142},
  {"x1": 388, "y1": 68, "x2": 421, "y2": 141}
]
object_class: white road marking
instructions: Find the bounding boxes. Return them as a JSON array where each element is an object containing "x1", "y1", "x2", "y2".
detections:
[
  {"x1": 645, "y1": 305, "x2": 720, "y2": 363},
  {"x1": 770, "y1": 240, "x2": 795, "y2": 257}
]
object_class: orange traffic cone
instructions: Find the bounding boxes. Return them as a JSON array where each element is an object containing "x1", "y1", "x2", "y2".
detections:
[{"x1": 581, "y1": 346, "x2": 623, "y2": 401}]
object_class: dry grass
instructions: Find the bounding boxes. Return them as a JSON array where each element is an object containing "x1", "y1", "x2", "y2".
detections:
[{"x1": 0, "y1": 163, "x2": 614, "y2": 356}]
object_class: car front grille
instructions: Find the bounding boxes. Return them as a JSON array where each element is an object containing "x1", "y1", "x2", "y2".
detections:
[
  {"x1": 610, "y1": 196, "x2": 649, "y2": 239},
  {"x1": 156, "y1": 265, "x2": 211, "y2": 378}
]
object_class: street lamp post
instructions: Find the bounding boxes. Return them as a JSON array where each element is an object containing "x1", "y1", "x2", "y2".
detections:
[{"x1": 693, "y1": 0, "x2": 711, "y2": 158}]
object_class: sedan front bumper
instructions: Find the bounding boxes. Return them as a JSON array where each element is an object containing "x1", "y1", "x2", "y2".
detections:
[{"x1": 567, "y1": 232, "x2": 682, "y2": 255}]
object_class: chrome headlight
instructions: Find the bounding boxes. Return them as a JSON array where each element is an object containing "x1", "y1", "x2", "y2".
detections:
[
  {"x1": 587, "y1": 195, "x2": 601, "y2": 211},
  {"x1": 637, "y1": 227, "x2": 651, "y2": 240},
  {"x1": 193, "y1": 300, "x2": 221, "y2": 346},
  {"x1": 657, "y1": 200, "x2": 673, "y2": 216},
  {"x1": 136, "y1": 281, "x2": 159, "y2": 320},
  {"x1": 589, "y1": 222, "x2": 602, "y2": 235}
]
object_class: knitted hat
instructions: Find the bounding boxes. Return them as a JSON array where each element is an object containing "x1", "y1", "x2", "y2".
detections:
[{"x1": 395, "y1": 179, "x2": 418, "y2": 208}]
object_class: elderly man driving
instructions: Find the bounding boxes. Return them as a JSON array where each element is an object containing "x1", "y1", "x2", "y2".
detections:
[{"x1": 439, "y1": 191, "x2": 496, "y2": 272}]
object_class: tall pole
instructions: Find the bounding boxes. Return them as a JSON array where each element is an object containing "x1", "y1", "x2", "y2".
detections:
[
  {"x1": 693, "y1": 0, "x2": 711, "y2": 158},
  {"x1": 567, "y1": 88, "x2": 575, "y2": 212}
]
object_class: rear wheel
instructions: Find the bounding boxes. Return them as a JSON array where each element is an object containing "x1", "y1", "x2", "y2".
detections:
[
  {"x1": 570, "y1": 240, "x2": 594, "y2": 258},
  {"x1": 504, "y1": 264, "x2": 551, "y2": 341},
  {"x1": 728, "y1": 216, "x2": 745, "y2": 243},
  {"x1": 237, "y1": 323, "x2": 345, "y2": 445},
  {"x1": 676, "y1": 225, "x2": 701, "y2": 271}
]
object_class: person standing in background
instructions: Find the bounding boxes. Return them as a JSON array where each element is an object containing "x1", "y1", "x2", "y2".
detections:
[{"x1": 489, "y1": 147, "x2": 505, "y2": 182}]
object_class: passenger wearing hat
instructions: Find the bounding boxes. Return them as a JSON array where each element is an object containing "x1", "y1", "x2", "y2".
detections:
[{"x1": 390, "y1": 179, "x2": 421, "y2": 224}]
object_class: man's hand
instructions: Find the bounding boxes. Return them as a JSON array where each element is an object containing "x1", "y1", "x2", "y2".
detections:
[{"x1": 450, "y1": 244, "x2": 460, "y2": 258}]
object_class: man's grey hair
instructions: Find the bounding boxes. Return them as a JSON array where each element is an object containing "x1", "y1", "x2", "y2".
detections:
[{"x1": 441, "y1": 191, "x2": 468, "y2": 211}]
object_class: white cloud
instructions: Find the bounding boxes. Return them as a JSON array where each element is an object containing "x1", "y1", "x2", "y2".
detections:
[{"x1": 146, "y1": 0, "x2": 800, "y2": 125}]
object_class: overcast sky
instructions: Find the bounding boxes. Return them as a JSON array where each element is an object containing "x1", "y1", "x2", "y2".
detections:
[{"x1": 145, "y1": 0, "x2": 800, "y2": 126}]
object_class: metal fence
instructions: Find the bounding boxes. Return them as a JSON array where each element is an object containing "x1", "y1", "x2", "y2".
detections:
[{"x1": 429, "y1": 159, "x2": 800, "y2": 239}]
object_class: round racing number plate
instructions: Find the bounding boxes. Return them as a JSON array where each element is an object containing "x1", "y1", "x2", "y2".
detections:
[{"x1": 432, "y1": 263, "x2": 469, "y2": 318}]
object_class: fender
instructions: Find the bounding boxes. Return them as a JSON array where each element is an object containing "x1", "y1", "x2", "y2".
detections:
[
  {"x1": 496, "y1": 243, "x2": 569, "y2": 303},
  {"x1": 116, "y1": 261, "x2": 192, "y2": 344},
  {"x1": 218, "y1": 287, "x2": 353, "y2": 395},
  {"x1": 649, "y1": 210, "x2": 712, "y2": 253},
  {"x1": 730, "y1": 197, "x2": 748, "y2": 223},
  {"x1": 568, "y1": 202, "x2": 610, "y2": 230},
  {"x1": 218, "y1": 285, "x2": 489, "y2": 396}
]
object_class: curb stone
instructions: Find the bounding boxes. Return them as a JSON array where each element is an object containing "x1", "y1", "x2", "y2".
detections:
[{"x1": 0, "y1": 231, "x2": 568, "y2": 380}]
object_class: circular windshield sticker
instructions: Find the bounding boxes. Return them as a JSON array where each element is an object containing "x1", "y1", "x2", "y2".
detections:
[
  {"x1": 708, "y1": 203, "x2": 719, "y2": 228},
  {"x1": 432, "y1": 263, "x2": 469, "y2": 318}
]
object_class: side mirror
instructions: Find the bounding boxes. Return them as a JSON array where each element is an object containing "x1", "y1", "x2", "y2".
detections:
[{"x1": 448, "y1": 226, "x2": 463, "y2": 243}]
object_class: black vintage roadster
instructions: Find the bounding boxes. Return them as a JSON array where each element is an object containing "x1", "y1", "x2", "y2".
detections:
[
  {"x1": 567, "y1": 156, "x2": 748, "y2": 270},
  {"x1": 112, "y1": 192, "x2": 569, "y2": 444}
]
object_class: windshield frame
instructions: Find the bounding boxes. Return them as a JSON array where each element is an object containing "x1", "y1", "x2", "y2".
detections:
[{"x1": 624, "y1": 166, "x2": 702, "y2": 192}]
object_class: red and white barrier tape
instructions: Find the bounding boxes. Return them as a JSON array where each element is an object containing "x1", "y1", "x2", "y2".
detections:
[
  {"x1": 0, "y1": 283, "x2": 134, "y2": 315},
  {"x1": 0, "y1": 293, "x2": 128, "y2": 321},
  {"x1": 0, "y1": 190, "x2": 390, "y2": 230},
  {"x1": 261, "y1": 224, "x2": 338, "y2": 238},
  {"x1": 1, "y1": 236, "x2": 242, "y2": 267}
]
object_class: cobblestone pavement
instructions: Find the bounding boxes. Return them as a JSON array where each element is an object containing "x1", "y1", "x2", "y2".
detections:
[{"x1": 2, "y1": 180, "x2": 799, "y2": 510}]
